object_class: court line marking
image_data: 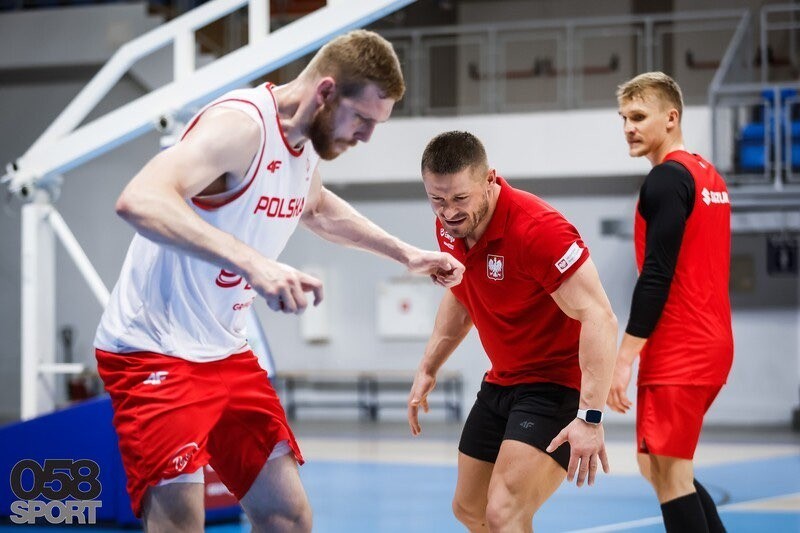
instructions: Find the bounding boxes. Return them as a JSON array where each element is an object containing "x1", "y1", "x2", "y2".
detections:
[{"x1": 565, "y1": 492, "x2": 800, "y2": 532}]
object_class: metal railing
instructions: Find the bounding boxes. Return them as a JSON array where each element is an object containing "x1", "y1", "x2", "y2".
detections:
[
  {"x1": 710, "y1": 4, "x2": 800, "y2": 188},
  {"x1": 760, "y1": 3, "x2": 800, "y2": 83},
  {"x1": 369, "y1": 9, "x2": 747, "y2": 116}
]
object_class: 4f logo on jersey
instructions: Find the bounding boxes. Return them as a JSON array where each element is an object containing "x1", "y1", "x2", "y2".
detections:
[
  {"x1": 487, "y1": 255, "x2": 504, "y2": 280},
  {"x1": 266, "y1": 160, "x2": 282, "y2": 173},
  {"x1": 215, "y1": 269, "x2": 252, "y2": 290},
  {"x1": 143, "y1": 371, "x2": 168, "y2": 385}
]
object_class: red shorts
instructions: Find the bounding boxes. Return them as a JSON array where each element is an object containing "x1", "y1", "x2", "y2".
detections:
[
  {"x1": 636, "y1": 384, "x2": 722, "y2": 459},
  {"x1": 96, "y1": 348, "x2": 303, "y2": 518}
]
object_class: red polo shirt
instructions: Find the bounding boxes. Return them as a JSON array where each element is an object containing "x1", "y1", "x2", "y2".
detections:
[{"x1": 436, "y1": 177, "x2": 589, "y2": 390}]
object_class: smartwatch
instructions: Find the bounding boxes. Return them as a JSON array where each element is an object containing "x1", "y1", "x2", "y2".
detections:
[{"x1": 577, "y1": 408, "x2": 603, "y2": 425}]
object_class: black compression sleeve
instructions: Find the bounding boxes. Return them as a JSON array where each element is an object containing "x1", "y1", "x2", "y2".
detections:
[{"x1": 625, "y1": 161, "x2": 695, "y2": 338}]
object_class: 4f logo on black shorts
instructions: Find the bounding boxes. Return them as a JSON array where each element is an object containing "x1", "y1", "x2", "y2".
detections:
[{"x1": 9, "y1": 459, "x2": 102, "y2": 524}]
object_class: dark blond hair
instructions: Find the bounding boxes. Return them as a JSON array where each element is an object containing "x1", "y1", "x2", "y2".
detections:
[
  {"x1": 305, "y1": 30, "x2": 405, "y2": 101},
  {"x1": 421, "y1": 131, "x2": 488, "y2": 176},
  {"x1": 616, "y1": 71, "x2": 683, "y2": 121}
]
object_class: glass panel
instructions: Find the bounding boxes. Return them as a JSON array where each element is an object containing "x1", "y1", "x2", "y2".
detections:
[
  {"x1": 655, "y1": 21, "x2": 739, "y2": 105},
  {"x1": 497, "y1": 30, "x2": 564, "y2": 111},
  {"x1": 763, "y1": 19, "x2": 800, "y2": 83},
  {"x1": 575, "y1": 27, "x2": 642, "y2": 108},
  {"x1": 423, "y1": 34, "x2": 486, "y2": 115}
]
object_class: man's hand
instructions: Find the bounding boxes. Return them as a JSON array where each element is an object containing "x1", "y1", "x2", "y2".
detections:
[
  {"x1": 607, "y1": 334, "x2": 645, "y2": 414},
  {"x1": 407, "y1": 370, "x2": 437, "y2": 436},
  {"x1": 244, "y1": 258, "x2": 323, "y2": 314},
  {"x1": 607, "y1": 360, "x2": 634, "y2": 414},
  {"x1": 546, "y1": 419, "x2": 609, "y2": 487},
  {"x1": 407, "y1": 250, "x2": 465, "y2": 288}
]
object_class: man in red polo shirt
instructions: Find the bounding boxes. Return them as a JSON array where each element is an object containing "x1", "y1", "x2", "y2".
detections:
[
  {"x1": 407, "y1": 131, "x2": 618, "y2": 531},
  {"x1": 608, "y1": 72, "x2": 732, "y2": 532}
]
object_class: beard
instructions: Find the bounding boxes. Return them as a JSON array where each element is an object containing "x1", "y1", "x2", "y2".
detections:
[
  {"x1": 308, "y1": 99, "x2": 355, "y2": 161},
  {"x1": 442, "y1": 193, "x2": 490, "y2": 240}
]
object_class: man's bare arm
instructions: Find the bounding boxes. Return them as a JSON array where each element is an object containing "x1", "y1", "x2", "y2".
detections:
[
  {"x1": 550, "y1": 258, "x2": 618, "y2": 413},
  {"x1": 116, "y1": 108, "x2": 322, "y2": 313},
  {"x1": 547, "y1": 258, "x2": 618, "y2": 486},
  {"x1": 301, "y1": 170, "x2": 465, "y2": 288},
  {"x1": 408, "y1": 290, "x2": 473, "y2": 435}
]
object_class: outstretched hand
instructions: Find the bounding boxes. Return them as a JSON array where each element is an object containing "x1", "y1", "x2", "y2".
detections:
[
  {"x1": 546, "y1": 419, "x2": 609, "y2": 487},
  {"x1": 407, "y1": 250, "x2": 465, "y2": 288}
]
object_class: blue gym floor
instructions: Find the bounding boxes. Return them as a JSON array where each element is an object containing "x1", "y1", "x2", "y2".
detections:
[
  {"x1": 2, "y1": 423, "x2": 797, "y2": 532},
  {"x1": 294, "y1": 454, "x2": 800, "y2": 532}
]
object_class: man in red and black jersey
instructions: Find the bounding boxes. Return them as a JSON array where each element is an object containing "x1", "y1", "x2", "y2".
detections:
[
  {"x1": 608, "y1": 72, "x2": 733, "y2": 533},
  {"x1": 407, "y1": 131, "x2": 618, "y2": 531}
]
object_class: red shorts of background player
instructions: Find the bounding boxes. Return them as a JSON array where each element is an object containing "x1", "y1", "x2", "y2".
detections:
[
  {"x1": 636, "y1": 384, "x2": 722, "y2": 459},
  {"x1": 96, "y1": 348, "x2": 303, "y2": 518}
]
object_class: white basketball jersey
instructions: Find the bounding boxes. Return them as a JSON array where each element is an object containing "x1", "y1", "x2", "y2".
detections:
[{"x1": 94, "y1": 83, "x2": 320, "y2": 362}]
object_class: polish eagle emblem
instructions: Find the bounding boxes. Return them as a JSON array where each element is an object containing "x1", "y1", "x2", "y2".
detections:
[{"x1": 487, "y1": 254, "x2": 504, "y2": 280}]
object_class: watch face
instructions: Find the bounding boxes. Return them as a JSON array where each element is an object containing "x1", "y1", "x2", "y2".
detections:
[{"x1": 585, "y1": 410, "x2": 603, "y2": 424}]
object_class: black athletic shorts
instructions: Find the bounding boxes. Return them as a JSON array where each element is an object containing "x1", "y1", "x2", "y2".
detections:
[{"x1": 458, "y1": 378, "x2": 579, "y2": 471}]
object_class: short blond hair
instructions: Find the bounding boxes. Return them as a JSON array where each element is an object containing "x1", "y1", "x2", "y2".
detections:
[
  {"x1": 305, "y1": 30, "x2": 405, "y2": 101},
  {"x1": 616, "y1": 71, "x2": 683, "y2": 120}
]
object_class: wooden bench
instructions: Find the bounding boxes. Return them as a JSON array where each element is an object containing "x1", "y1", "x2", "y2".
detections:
[{"x1": 271, "y1": 370, "x2": 463, "y2": 422}]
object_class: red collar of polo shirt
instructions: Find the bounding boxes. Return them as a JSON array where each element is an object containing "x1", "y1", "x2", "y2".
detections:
[{"x1": 463, "y1": 176, "x2": 512, "y2": 254}]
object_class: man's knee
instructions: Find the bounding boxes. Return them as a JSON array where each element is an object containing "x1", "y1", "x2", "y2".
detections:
[
  {"x1": 484, "y1": 498, "x2": 509, "y2": 532},
  {"x1": 484, "y1": 494, "x2": 523, "y2": 533},
  {"x1": 452, "y1": 496, "x2": 486, "y2": 530},
  {"x1": 247, "y1": 497, "x2": 311, "y2": 533},
  {"x1": 143, "y1": 505, "x2": 204, "y2": 533},
  {"x1": 240, "y1": 453, "x2": 312, "y2": 532},
  {"x1": 142, "y1": 484, "x2": 205, "y2": 533},
  {"x1": 649, "y1": 456, "x2": 695, "y2": 502}
]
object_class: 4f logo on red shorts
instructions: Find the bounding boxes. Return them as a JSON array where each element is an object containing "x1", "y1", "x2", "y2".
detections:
[
  {"x1": 143, "y1": 371, "x2": 168, "y2": 385},
  {"x1": 487, "y1": 255, "x2": 504, "y2": 280}
]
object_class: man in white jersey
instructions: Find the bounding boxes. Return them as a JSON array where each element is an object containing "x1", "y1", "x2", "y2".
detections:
[{"x1": 94, "y1": 30, "x2": 464, "y2": 533}]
